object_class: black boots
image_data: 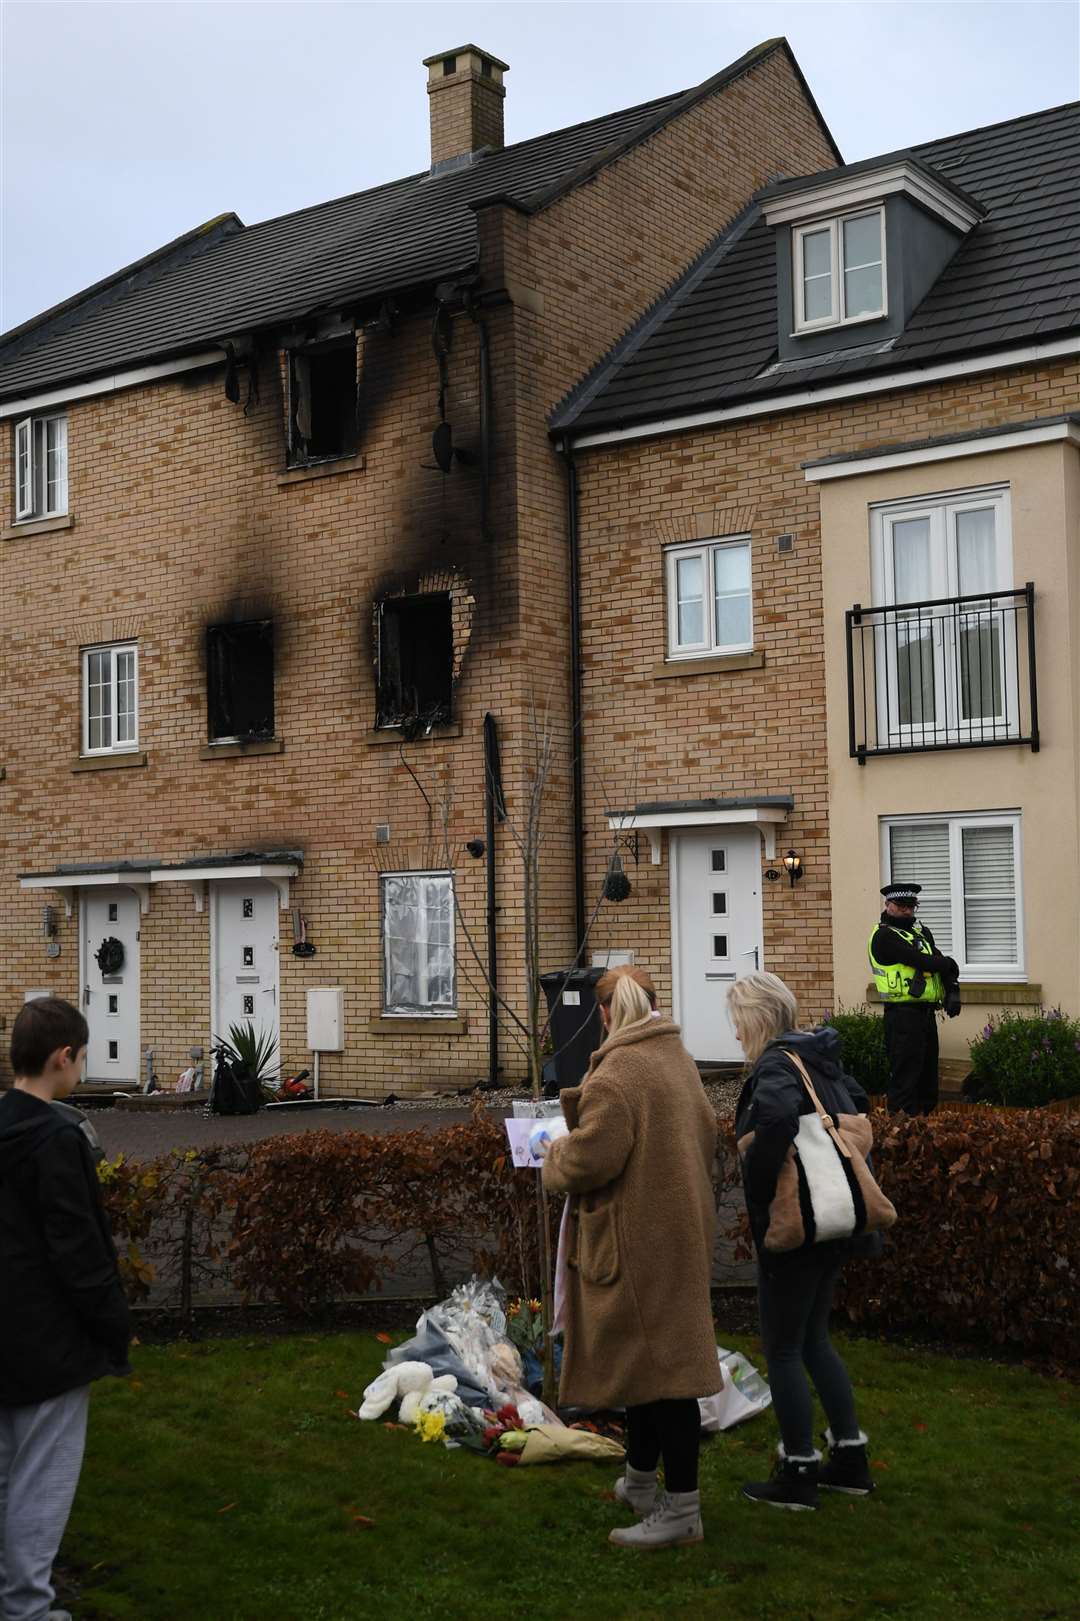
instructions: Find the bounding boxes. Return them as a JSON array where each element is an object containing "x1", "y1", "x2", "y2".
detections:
[
  {"x1": 742, "y1": 1446, "x2": 820, "y2": 1512},
  {"x1": 819, "y1": 1429, "x2": 874, "y2": 1496}
]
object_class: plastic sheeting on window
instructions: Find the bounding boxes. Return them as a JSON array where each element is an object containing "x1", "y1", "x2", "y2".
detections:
[{"x1": 382, "y1": 873, "x2": 455, "y2": 1013}]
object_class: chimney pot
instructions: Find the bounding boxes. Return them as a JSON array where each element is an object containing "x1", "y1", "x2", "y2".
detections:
[{"x1": 423, "y1": 44, "x2": 509, "y2": 172}]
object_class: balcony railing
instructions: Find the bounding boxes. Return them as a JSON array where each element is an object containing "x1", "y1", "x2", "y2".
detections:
[{"x1": 845, "y1": 583, "x2": 1039, "y2": 762}]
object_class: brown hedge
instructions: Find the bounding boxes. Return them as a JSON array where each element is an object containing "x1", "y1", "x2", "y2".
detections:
[
  {"x1": 834, "y1": 1107, "x2": 1080, "y2": 1361},
  {"x1": 99, "y1": 1103, "x2": 1080, "y2": 1361}
]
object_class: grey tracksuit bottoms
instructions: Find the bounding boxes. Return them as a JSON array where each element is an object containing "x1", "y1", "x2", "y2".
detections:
[{"x1": 0, "y1": 1387, "x2": 89, "y2": 1621}]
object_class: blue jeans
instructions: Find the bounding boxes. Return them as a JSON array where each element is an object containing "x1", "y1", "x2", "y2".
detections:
[{"x1": 757, "y1": 1248, "x2": 860, "y2": 1460}]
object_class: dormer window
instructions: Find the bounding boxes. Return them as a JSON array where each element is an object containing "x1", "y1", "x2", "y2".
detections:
[{"x1": 794, "y1": 208, "x2": 885, "y2": 332}]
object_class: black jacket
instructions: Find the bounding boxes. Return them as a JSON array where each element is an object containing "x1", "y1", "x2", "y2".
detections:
[
  {"x1": 870, "y1": 915, "x2": 958, "y2": 981},
  {"x1": 0, "y1": 1089, "x2": 131, "y2": 1405},
  {"x1": 735, "y1": 1027, "x2": 869, "y2": 1261}
]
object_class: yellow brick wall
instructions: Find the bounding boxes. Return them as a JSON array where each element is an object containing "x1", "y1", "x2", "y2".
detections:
[
  {"x1": 0, "y1": 47, "x2": 844, "y2": 1094},
  {"x1": 573, "y1": 359, "x2": 1080, "y2": 1030}
]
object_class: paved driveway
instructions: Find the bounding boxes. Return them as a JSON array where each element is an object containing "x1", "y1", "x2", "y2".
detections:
[{"x1": 92, "y1": 1102, "x2": 483, "y2": 1160}]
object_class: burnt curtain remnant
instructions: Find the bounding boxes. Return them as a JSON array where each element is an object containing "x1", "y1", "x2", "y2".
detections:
[
  {"x1": 376, "y1": 593, "x2": 453, "y2": 730},
  {"x1": 207, "y1": 620, "x2": 275, "y2": 741},
  {"x1": 288, "y1": 341, "x2": 359, "y2": 464}
]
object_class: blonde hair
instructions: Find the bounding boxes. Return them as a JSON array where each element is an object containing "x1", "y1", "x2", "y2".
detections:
[
  {"x1": 726, "y1": 972, "x2": 799, "y2": 1065},
  {"x1": 595, "y1": 965, "x2": 657, "y2": 1039}
]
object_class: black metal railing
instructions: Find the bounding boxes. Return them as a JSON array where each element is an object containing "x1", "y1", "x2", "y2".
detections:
[{"x1": 845, "y1": 583, "x2": 1039, "y2": 762}]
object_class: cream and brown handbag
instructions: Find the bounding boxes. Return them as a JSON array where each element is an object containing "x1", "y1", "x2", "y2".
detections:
[{"x1": 741, "y1": 1049, "x2": 897, "y2": 1253}]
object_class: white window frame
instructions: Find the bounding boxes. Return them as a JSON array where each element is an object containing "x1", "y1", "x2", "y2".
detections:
[
  {"x1": 14, "y1": 412, "x2": 67, "y2": 522},
  {"x1": 870, "y1": 484, "x2": 1016, "y2": 747},
  {"x1": 793, "y1": 207, "x2": 886, "y2": 333},
  {"x1": 880, "y1": 811, "x2": 1025, "y2": 981},
  {"x1": 665, "y1": 536, "x2": 753, "y2": 660},
  {"x1": 81, "y1": 642, "x2": 139, "y2": 757},
  {"x1": 380, "y1": 869, "x2": 457, "y2": 1015}
]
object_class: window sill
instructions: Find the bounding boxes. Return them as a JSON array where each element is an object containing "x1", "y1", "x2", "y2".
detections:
[
  {"x1": 365, "y1": 723, "x2": 461, "y2": 747},
  {"x1": 654, "y1": 651, "x2": 764, "y2": 679},
  {"x1": 866, "y1": 982, "x2": 1040, "y2": 1007},
  {"x1": 3, "y1": 513, "x2": 74, "y2": 541},
  {"x1": 199, "y1": 739, "x2": 285, "y2": 760},
  {"x1": 368, "y1": 1015, "x2": 469, "y2": 1035},
  {"x1": 72, "y1": 751, "x2": 147, "y2": 773},
  {"x1": 277, "y1": 454, "x2": 364, "y2": 487}
]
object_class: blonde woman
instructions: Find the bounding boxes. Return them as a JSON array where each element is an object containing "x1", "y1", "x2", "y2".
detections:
[
  {"x1": 728, "y1": 971, "x2": 872, "y2": 1511},
  {"x1": 540, "y1": 966, "x2": 718, "y2": 1551}
]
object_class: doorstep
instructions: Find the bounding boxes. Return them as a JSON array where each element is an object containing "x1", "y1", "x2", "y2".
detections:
[{"x1": 114, "y1": 1090, "x2": 213, "y2": 1111}]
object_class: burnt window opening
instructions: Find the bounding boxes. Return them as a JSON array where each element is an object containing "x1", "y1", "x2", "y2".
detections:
[
  {"x1": 287, "y1": 341, "x2": 358, "y2": 465},
  {"x1": 207, "y1": 620, "x2": 275, "y2": 743},
  {"x1": 377, "y1": 593, "x2": 453, "y2": 732}
]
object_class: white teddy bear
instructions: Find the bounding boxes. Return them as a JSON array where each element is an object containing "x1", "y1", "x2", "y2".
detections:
[{"x1": 357, "y1": 1360, "x2": 458, "y2": 1422}]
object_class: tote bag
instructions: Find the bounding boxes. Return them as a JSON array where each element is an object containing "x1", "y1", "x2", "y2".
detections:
[{"x1": 758, "y1": 1050, "x2": 897, "y2": 1253}]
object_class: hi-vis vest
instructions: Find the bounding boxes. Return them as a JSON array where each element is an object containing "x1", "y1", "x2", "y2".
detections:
[{"x1": 868, "y1": 924, "x2": 943, "y2": 1005}]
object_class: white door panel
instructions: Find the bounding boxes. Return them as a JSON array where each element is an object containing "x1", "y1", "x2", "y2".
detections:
[
  {"x1": 211, "y1": 880, "x2": 280, "y2": 1069},
  {"x1": 82, "y1": 889, "x2": 141, "y2": 1082},
  {"x1": 673, "y1": 828, "x2": 763, "y2": 1062}
]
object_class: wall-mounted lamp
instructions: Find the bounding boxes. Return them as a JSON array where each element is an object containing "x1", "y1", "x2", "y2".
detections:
[
  {"x1": 782, "y1": 849, "x2": 804, "y2": 888},
  {"x1": 41, "y1": 906, "x2": 57, "y2": 938},
  {"x1": 465, "y1": 838, "x2": 486, "y2": 860}
]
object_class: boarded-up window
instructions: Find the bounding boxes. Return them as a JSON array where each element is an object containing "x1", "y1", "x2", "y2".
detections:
[
  {"x1": 376, "y1": 594, "x2": 453, "y2": 730},
  {"x1": 207, "y1": 621, "x2": 274, "y2": 742}
]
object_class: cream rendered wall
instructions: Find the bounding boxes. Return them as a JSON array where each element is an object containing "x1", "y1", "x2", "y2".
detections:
[{"x1": 821, "y1": 440, "x2": 1080, "y2": 1055}]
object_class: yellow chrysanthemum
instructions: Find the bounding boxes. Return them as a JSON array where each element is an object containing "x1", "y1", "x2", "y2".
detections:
[{"x1": 415, "y1": 1409, "x2": 447, "y2": 1444}]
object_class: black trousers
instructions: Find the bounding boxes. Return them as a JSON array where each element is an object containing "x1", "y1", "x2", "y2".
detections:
[
  {"x1": 626, "y1": 1399, "x2": 700, "y2": 1492},
  {"x1": 883, "y1": 1002, "x2": 939, "y2": 1114}
]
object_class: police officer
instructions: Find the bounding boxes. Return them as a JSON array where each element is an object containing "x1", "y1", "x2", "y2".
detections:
[{"x1": 869, "y1": 883, "x2": 961, "y2": 1115}]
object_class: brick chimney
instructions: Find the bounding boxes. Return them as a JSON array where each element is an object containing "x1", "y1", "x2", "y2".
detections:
[{"x1": 423, "y1": 44, "x2": 509, "y2": 172}]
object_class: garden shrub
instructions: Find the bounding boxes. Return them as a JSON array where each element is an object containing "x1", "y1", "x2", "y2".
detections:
[
  {"x1": 823, "y1": 1004, "x2": 890, "y2": 1096},
  {"x1": 834, "y1": 1107, "x2": 1080, "y2": 1361},
  {"x1": 966, "y1": 1007, "x2": 1080, "y2": 1106},
  {"x1": 98, "y1": 1103, "x2": 1080, "y2": 1361}
]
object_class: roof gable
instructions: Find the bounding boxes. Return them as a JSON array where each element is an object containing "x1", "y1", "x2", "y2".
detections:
[
  {"x1": 0, "y1": 38, "x2": 834, "y2": 404},
  {"x1": 553, "y1": 100, "x2": 1080, "y2": 436}
]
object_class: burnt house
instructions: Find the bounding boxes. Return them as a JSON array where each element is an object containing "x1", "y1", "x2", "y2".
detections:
[{"x1": 0, "y1": 38, "x2": 840, "y2": 1093}]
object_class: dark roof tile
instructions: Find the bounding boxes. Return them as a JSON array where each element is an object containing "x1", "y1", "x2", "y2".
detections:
[{"x1": 554, "y1": 100, "x2": 1080, "y2": 433}]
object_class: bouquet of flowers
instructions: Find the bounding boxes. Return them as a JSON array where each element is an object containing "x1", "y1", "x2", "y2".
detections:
[{"x1": 506, "y1": 1298, "x2": 544, "y2": 1355}]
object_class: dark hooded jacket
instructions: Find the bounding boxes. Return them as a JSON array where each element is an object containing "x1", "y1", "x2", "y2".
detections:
[
  {"x1": 0, "y1": 1088, "x2": 131, "y2": 1405},
  {"x1": 735, "y1": 1026, "x2": 869, "y2": 1262}
]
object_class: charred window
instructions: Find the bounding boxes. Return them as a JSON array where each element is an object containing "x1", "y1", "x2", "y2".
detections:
[
  {"x1": 207, "y1": 620, "x2": 275, "y2": 742},
  {"x1": 377, "y1": 594, "x2": 453, "y2": 731},
  {"x1": 288, "y1": 341, "x2": 358, "y2": 465}
]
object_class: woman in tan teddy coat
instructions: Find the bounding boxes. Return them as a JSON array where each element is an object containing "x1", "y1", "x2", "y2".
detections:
[{"x1": 541, "y1": 965, "x2": 719, "y2": 1550}]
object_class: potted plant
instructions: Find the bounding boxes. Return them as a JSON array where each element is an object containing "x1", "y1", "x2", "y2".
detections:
[{"x1": 213, "y1": 1021, "x2": 280, "y2": 1110}]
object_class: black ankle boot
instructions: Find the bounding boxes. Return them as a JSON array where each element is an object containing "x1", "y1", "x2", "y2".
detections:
[
  {"x1": 742, "y1": 1446, "x2": 820, "y2": 1511},
  {"x1": 819, "y1": 1430, "x2": 874, "y2": 1496}
]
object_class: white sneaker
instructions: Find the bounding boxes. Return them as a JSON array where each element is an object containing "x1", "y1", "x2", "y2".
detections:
[
  {"x1": 613, "y1": 1465, "x2": 659, "y2": 1516},
  {"x1": 608, "y1": 1489, "x2": 704, "y2": 1549}
]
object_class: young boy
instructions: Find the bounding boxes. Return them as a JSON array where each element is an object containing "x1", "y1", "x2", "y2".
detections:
[{"x1": 0, "y1": 998, "x2": 130, "y2": 1621}]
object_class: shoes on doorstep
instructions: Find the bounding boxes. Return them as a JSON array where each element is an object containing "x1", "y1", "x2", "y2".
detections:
[
  {"x1": 742, "y1": 1444, "x2": 820, "y2": 1511},
  {"x1": 613, "y1": 1464, "x2": 659, "y2": 1516},
  {"x1": 609, "y1": 1489, "x2": 703, "y2": 1549},
  {"x1": 819, "y1": 1428, "x2": 874, "y2": 1496}
]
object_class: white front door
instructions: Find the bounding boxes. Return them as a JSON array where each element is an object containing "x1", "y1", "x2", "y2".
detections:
[
  {"x1": 672, "y1": 827, "x2": 763, "y2": 1062},
  {"x1": 81, "y1": 888, "x2": 141, "y2": 1082},
  {"x1": 211, "y1": 880, "x2": 280, "y2": 1068}
]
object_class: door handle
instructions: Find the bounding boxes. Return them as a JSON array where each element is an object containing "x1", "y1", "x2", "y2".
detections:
[
  {"x1": 739, "y1": 947, "x2": 760, "y2": 970},
  {"x1": 83, "y1": 984, "x2": 90, "y2": 1006}
]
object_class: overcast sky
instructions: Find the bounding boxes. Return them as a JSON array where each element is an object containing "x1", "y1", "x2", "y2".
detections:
[{"x1": 2, "y1": 0, "x2": 1077, "y2": 334}]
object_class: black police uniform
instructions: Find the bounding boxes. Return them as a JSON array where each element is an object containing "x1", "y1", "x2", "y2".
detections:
[{"x1": 872, "y1": 885, "x2": 960, "y2": 1115}]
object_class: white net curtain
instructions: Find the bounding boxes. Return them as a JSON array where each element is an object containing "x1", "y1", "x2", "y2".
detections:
[{"x1": 381, "y1": 873, "x2": 456, "y2": 1013}]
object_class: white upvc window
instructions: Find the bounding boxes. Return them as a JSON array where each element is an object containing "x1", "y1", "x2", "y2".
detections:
[
  {"x1": 793, "y1": 208, "x2": 886, "y2": 332},
  {"x1": 665, "y1": 537, "x2": 753, "y2": 659},
  {"x1": 881, "y1": 811, "x2": 1024, "y2": 980},
  {"x1": 14, "y1": 413, "x2": 67, "y2": 521},
  {"x1": 381, "y1": 871, "x2": 456, "y2": 1014},
  {"x1": 82, "y1": 643, "x2": 138, "y2": 756},
  {"x1": 871, "y1": 484, "x2": 1015, "y2": 746}
]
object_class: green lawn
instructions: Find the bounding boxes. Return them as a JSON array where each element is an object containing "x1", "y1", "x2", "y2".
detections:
[{"x1": 61, "y1": 1328, "x2": 1079, "y2": 1621}]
